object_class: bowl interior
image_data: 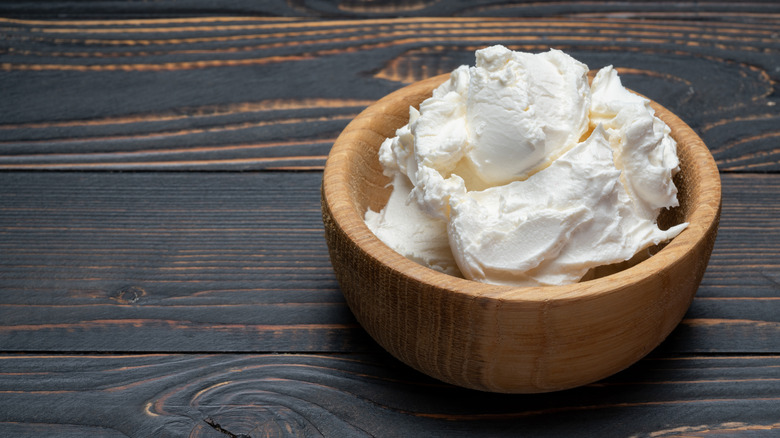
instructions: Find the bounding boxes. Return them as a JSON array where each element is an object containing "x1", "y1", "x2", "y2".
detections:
[{"x1": 332, "y1": 74, "x2": 715, "y2": 293}]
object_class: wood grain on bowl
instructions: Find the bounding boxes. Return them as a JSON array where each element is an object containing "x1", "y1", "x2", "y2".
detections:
[{"x1": 322, "y1": 74, "x2": 721, "y2": 393}]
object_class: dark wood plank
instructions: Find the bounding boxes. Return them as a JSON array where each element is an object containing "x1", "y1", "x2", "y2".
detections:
[
  {"x1": 0, "y1": 7, "x2": 776, "y2": 438},
  {"x1": 0, "y1": 171, "x2": 371, "y2": 352},
  {"x1": 1, "y1": 16, "x2": 777, "y2": 171},
  {"x1": 0, "y1": 171, "x2": 777, "y2": 353},
  {"x1": 0, "y1": 353, "x2": 778, "y2": 437},
  {"x1": 0, "y1": 0, "x2": 778, "y2": 20}
]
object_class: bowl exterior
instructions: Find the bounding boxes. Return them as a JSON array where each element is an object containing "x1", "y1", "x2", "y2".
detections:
[{"x1": 322, "y1": 75, "x2": 721, "y2": 393}]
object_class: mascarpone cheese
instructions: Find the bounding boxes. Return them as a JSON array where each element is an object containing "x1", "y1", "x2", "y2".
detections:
[{"x1": 365, "y1": 45, "x2": 687, "y2": 286}]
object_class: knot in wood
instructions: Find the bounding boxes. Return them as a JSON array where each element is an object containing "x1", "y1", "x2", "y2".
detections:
[{"x1": 111, "y1": 286, "x2": 146, "y2": 304}]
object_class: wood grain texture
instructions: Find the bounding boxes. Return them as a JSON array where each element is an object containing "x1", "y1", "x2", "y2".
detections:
[
  {"x1": 1, "y1": 0, "x2": 779, "y2": 19},
  {"x1": 1, "y1": 15, "x2": 778, "y2": 170},
  {"x1": 0, "y1": 172, "x2": 775, "y2": 355},
  {"x1": 0, "y1": 172, "x2": 367, "y2": 352},
  {"x1": 0, "y1": 3, "x2": 778, "y2": 434},
  {"x1": 321, "y1": 73, "x2": 723, "y2": 392},
  {"x1": 1, "y1": 353, "x2": 779, "y2": 437}
]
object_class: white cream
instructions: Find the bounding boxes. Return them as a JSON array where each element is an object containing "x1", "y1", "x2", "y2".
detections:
[
  {"x1": 590, "y1": 66, "x2": 683, "y2": 221},
  {"x1": 366, "y1": 46, "x2": 687, "y2": 286},
  {"x1": 463, "y1": 46, "x2": 591, "y2": 187},
  {"x1": 364, "y1": 173, "x2": 460, "y2": 277},
  {"x1": 448, "y1": 126, "x2": 686, "y2": 286}
]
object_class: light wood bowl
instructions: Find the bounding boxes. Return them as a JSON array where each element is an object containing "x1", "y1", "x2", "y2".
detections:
[{"x1": 321, "y1": 74, "x2": 721, "y2": 393}]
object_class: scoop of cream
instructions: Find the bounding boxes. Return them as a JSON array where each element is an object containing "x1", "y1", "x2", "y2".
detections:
[
  {"x1": 365, "y1": 173, "x2": 460, "y2": 277},
  {"x1": 448, "y1": 125, "x2": 686, "y2": 286},
  {"x1": 365, "y1": 45, "x2": 687, "y2": 286}
]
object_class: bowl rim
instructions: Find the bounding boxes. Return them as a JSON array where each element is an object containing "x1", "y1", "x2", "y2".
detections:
[{"x1": 322, "y1": 73, "x2": 721, "y2": 304}]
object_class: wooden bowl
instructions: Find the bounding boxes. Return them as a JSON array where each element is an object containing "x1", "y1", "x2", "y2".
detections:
[{"x1": 321, "y1": 74, "x2": 721, "y2": 393}]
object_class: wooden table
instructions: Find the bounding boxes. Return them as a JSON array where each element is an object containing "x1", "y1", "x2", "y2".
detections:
[{"x1": 1, "y1": 2, "x2": 779, "y2": 436}]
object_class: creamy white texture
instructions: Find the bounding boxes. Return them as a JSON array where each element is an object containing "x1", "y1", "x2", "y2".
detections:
[
  {"x1": 365, "y1": 173, "x2": 460, "y2": 276},
  {"x1": 365, "y1": 46, "x2": 687, "y2": 286},
  {"x1": 448, "y1": 126, "x2": 686, "y2": 285},
  {"x1": 464, "y1": 47, "x2": 591, "y2": 187},
  {"x1": 590, "y1": 66, "x2": 682, "y2": 221}
]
